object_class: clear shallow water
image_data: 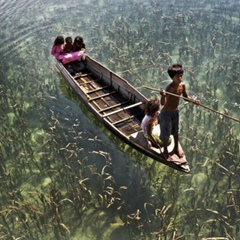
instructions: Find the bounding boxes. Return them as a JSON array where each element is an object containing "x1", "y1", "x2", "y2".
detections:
[{"x1": 0, "y1": 0, "x2": 240, "y2": 239}]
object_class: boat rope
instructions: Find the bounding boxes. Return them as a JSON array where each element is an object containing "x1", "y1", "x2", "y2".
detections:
[{"x1": 142, "y1": 85, "x2": 240, "y2": 123}]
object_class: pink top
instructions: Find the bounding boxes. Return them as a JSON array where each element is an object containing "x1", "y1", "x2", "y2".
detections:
[
  {"x1": 59, "y1": 50, "x2": 85, "y2": 64},
  {"x1": 51, "y1": 45, "x2": 63, "y2": 60},
  {"x1": 51, "y1": 45, "x2": 85, "y2": 65}
]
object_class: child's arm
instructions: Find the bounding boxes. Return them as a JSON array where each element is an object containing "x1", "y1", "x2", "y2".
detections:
[
  {"x1": 160, "y1": 90, "x2": 166, "y2": 105},
  {"x1": 182, "y1": 83, "x2": 200, "y2": 104},
  {"x1": 51, "y1": 45, "x2": 56, "y2": 55},
  {"x1": 146, "y1": 120, "x2": 161, "y2": 147},
  {"x1": 160, "y1": 84, "x2": 171, "y2": 105}
]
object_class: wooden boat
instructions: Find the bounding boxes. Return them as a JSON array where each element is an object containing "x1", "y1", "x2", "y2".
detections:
[{"x1": 56, "y1": 56, "x2": 190, "y2": 173}]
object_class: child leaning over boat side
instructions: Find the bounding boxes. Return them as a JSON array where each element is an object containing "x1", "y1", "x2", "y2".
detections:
[
  {"x1": 51, "y1": 35, "x2": 64, "y2": 60},
  {"x1": 159, "y1": 63, "x2": 200, "y2": 161},
  {"x1": 141, "y1": 97, "x2": 162, "y2": 149},
  {"x1": 59, "y1": 50, "x2": 85, "y2": 65},
  {"x1": 62, "y1": 36, "x2": 73, "y2": 53},
  {"x1": 72, "y1": 36, "x2": 86, "y2": 52},
  {"x1": 51, "y1": 36, "x2": 86, "y2": 65}
]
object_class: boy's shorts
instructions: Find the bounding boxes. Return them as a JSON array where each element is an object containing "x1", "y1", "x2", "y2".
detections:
[{"x1": 160, "y1": 109, "x2": 179, "y2": 142}]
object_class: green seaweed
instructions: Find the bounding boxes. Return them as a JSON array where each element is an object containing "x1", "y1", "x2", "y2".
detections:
[{"x1": 0, "y1": 0, "x2": 239, "y2": 239}]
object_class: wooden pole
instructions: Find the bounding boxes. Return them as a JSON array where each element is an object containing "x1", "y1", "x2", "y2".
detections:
[{"x1": 142, "y1": 85, "x2": 240, "y2": 123}]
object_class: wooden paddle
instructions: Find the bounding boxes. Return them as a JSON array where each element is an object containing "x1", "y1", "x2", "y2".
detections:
[{"x1": 142, "y1": 85, "x2": 240, "y2": 123}]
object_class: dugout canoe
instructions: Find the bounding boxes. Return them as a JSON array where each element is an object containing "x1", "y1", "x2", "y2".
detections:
[{"x1": 56, "y1": 55, "x2": 190, "y2": 173}]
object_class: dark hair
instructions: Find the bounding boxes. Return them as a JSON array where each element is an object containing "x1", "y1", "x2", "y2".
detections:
[
  {"x1": 74, "y1": 36, "x2": 84, "y2": 44},
  {"x1": 167, "y1": 64, "x2": 184, "y2": 79},
  {"x1": 54, "y1": 36, "x2": 64, "y2": 45},
  {"x1": 65, "y1": 36, "x2": 72, "y2": 44},
  {"x1": 145, "y1": 97, "x2": 160, "y2": 116}
]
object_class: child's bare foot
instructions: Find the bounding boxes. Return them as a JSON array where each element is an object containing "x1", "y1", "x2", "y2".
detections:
[
  {"x1": 174, "y1": 148, "x2": 184, "y2": 158},
  {"x1": 147, "y1": 140, "x2": 152, "y2": 148}
]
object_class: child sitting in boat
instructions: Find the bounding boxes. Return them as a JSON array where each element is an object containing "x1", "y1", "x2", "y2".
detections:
[
  {"x1": 51, "y1": 35, "x2": 64, "y2": 60},
  {"x1": 141, "y1": 97, "x2": 162, "y2": 149},
  {"x1": 51, "y1": 36, "x2": 86, "y2": 65},
  {"x1": 73, "y1": 36, "x2": 86, "y2": 52},
  {"x1": 62, "y1": 36, "x2": 73, "y2": 53},
  {"x1": 61, "y1": 36, "x2": 75, "y2": 75}
]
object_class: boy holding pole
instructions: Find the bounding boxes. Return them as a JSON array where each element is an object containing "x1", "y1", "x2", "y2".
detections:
[{"x1": 160, "y1": 64, "x2": 200, "y2": 161}]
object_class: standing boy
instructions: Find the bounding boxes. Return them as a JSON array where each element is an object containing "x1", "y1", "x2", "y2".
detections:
[{"x1": 160, "y1": 64, "x2": 200, "y2": 160}]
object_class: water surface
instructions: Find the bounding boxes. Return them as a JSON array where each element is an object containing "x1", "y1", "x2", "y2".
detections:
[{"x1": 0, "y1": 0, "x2": 240, "y2": 239}]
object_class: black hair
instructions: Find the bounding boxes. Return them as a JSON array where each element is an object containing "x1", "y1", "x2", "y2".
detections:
[
  {"x1": 65, "y1": 36, "x2": 73, "y2": 44},
  {"x1": 145, "y1": 97, "x2": 160, "y2": 116},
  {"x1": 167, "y1": 64, "x2": 184, "y2": 79},
  {"x1": 74, "y1": 36, "x2": 84, "y2": 44},
  {"x1": 54, "y1": 36, "x2": 64, "y2": 45}
]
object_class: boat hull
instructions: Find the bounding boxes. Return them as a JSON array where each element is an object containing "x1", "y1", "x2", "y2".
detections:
[{"x1": 56, "y1": 56, "x2": 190, "y2": 173}]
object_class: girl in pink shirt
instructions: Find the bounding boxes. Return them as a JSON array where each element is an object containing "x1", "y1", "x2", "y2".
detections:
[
  {"x1": 51, "y1": 36, "x2": 85, "y2": 65},
  {"x1": 51, "y1": 36, "x2": 64, "y2": 60}
]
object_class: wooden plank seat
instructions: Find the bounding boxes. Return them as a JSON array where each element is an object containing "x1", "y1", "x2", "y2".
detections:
[
  {"x1": 88, "y1": 91, "x2": 117, "y2": 101},
  {"x1": 102, "y1": 102, "x2": 143, "y2": 118},
  {"x1": 76, "y1": 78, "x2": 102, "y2": 86},
  {"x1": 98, "y1": 100, "x2": 130, "y2": 113},
  {"x1": 89, "y1": 91, "x2": 128, "y2": 111},
  {"x1": 74, "y1": 73, "x2": 93, "y2": 79},
  {"x1": 85, "y1": 85, "x2": 111, "y2": 94},
  {"x1": 112, "y1": 112, "x2": 142, "y2": 125}
]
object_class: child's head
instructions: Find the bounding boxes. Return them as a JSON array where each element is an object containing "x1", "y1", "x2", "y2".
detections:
[
  {"x1": 54, "y1": 36, "x2": 64, "y2": 45},
  {"x1": 168, "y1": 64, "x2": 184, "y2": 79},
  {"x1": 65, "y1": 36, "x2": 73, "y2": 45},
  {"x1": 145, "y1": 97, "x2": 160, "y2": 116},
  {"x1": 74, "y1": 36, "x2": 84, "y2": 45}
]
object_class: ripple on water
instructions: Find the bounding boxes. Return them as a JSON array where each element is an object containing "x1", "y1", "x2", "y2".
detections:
[{"x1": 0, "y1": 0, "x2": 59, "y2": 59}]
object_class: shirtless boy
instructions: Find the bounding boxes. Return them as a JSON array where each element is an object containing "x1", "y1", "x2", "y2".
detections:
[{"x1": 160, "y1": 64, "x2": 200, "y2": 160}]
